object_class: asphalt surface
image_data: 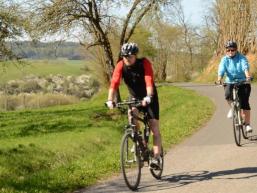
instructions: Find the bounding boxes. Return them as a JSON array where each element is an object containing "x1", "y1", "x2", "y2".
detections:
[{"x1": 77, "y1": 83, "x2": 257, "y2": 193}]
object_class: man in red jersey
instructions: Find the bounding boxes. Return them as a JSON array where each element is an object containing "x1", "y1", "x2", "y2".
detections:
[{"x1": 106, "y1": 43, "x2": 162, "y2": 169}]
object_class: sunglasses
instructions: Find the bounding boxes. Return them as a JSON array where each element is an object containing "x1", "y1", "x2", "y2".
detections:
[
  {"x1": 123, "y1": 55, "x2": 135, "y2": 59},
  {"x1": 226, "y1": 49, "x2": 236, "y2": 52}
]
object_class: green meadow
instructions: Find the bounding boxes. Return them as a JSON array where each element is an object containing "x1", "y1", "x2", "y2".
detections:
[
  {"x1": 0, "y1": 60, "x2": 89, "y2": 83},
  {"x1": 0, "y1": 85, "x2": 214, "y2": 193}
]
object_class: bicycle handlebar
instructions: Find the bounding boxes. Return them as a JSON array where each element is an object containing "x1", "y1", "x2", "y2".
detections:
[
  {"x1": 215, "y1": 78, "x2": 253, "y2": 87},
  {"x1": 116, "y1": 100, "x2": 142, "y2": 108},
  {"x1": 105, "y1": 99, "x2": 143, "y2": 109}
]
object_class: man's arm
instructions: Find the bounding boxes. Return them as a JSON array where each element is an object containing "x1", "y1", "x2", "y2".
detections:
[
  {"x1": 108, "y1": 61, "x2": 123, "y2": 101},
  {"x1": 143, "y1": 58, "x2": 154, "y2": 96},
  {"x1": 108, "y1": 88, "x2": 116, "y2": 101}
]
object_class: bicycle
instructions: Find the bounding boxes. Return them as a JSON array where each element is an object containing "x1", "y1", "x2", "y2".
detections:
[
  {"x1": 216, "y1": 80, "x2": 252, "y2": 146},
  {"x1": 107, "y1": 99, "x2": 164, "y2": 191}
]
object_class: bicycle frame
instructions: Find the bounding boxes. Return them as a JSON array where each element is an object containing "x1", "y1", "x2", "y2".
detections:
[
  {"x1": 128, "y1": 105, "x2": 151, "y2": 149},
  {"x1": 115, "y1": 99, "x2": 151, "y2": 151},
  {"x1": 113, "y1": 99, "x2": 164, "y2": 190}
]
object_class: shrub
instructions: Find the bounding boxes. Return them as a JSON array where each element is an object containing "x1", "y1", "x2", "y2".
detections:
[
  {"x1": 0, "y1": 94, "x2": 79, "y2": 111},
  {"x1": 20, "y1": 80, "x2": 42, "y2": 93}
]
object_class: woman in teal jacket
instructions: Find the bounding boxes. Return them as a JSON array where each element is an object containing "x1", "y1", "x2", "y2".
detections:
[{"x1": 217, "y1": 40, "x2": 253, "y2": 133}]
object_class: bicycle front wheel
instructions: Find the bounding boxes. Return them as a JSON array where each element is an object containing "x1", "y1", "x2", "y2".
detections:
[
  {"x1": 120, "y1": 132, "x2": 141, "y2": 191},
  {"x1": 233, "y1": 106, "x2": 241, "y2": 146},
  {"x1": 150, "y1": 147, "x2": 164, "y2": 180}
]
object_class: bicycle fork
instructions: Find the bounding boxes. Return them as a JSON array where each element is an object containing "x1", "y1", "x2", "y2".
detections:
[{"x1": 233, "y1": 89, "x2": 243, "y2": 126}]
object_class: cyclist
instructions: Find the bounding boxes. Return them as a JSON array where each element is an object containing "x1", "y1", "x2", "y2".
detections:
[
  {"x1": 217, "y1": 40, "x2": 253, "y2": 132},
  {"x1": 106, "y1": 43, "x2": 162, "y2": 169}
]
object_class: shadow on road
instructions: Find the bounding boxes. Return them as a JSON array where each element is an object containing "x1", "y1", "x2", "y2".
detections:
[
  {"x1": 138, "y1": 167, "x2": 257, "y2": 192},
  {"x1": 80, "y1": 167, "x2": 257, "y2": 193}
]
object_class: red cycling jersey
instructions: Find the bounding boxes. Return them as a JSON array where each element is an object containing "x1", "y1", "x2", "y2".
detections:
[{"x1": 110, "y1": 58, "x2": 154, "y2": 90}]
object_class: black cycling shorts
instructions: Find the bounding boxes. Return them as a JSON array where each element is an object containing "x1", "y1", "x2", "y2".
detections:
[{"x1": 224, "y1": 84, "x2": 251, "y2": 110}]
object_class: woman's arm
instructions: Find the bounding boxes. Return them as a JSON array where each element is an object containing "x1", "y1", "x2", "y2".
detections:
[
  {"x1": 242, "y1": 56, "x2": 251, "y2": 80},
  {"x1": 218, "y1": 57, "x2": 226, "y2": 82},
  {"x1": 245, "y1": 70, "x2": 251, "y2": 80}
]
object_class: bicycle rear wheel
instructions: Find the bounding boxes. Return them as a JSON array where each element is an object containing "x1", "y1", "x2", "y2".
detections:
[
  {"x1": 120, "y1": 132, "x2": 141, "y2": 191},
  {"x1": 233, "y1": 107, "x2": 241, "y2": 146},
  {"x1": 150, "y1": 147, "x2": 164, "y2": 180}
]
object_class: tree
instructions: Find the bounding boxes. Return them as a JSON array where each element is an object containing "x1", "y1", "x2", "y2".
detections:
[
  {"x1": 0, "y1": 1, "x2": 27, "y2": 61},
  {"x1": 171, "y1": 0, "x2": 197, "y2": 75},
  {"x1": 151, "y1": 21, "x2": 181, "y2": 81},
  {"x1": 209, "y1": 0, "x2": 256, "y2": 55},
  {"x1": 32, "y1": 0, "x2": 173, "y2": 84}
]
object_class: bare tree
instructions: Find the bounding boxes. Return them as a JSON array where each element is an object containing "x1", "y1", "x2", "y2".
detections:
[
  {"x1": 151, "y1": 20, "x2": 180, "y2": 81},
  {"x1": 209, "y1": 0, "x2": 256, "y2": 55},
  {"x1": 32, "y1": 0, "x2": 173, "y2": 84},
  {"x1": 170, "y1": 0, "x2": 197, "y2": 76}
]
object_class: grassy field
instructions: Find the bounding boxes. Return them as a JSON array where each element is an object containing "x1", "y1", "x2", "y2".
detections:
[
  {"x1": 0, "y1": 59, "x2": 90, "y2": 83},
  {"x1": 0, "y1": 85, "x2": 214, "y2": 193}
]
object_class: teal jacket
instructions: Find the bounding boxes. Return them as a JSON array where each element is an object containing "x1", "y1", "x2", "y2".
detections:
[{"x1": 218, "y1": 52, "x2": 249, "y2": 83}]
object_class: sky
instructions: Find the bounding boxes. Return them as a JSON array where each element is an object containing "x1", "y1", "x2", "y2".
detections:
[
  {"x1": 181, "y1": 0, "x2": 213, "y2": 25},
  {"x1": 114, "y1": 0, "x2": 214, "y2": 25},
  {"x1": 23, "y1": 0, "x2": 213, "y2": 42}
]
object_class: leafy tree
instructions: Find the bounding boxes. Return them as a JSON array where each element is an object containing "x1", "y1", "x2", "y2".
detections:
[{"x1": 0, "y1": 1, "x2": 28, "y2": 60}]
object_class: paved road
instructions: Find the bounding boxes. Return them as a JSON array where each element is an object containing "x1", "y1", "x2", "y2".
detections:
[{"x1": 77, "y1": 83, "x2": 257, "y2": 193}]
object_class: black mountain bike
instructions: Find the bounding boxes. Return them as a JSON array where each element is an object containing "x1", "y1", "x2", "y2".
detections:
[
  {"x1": 113, "y1": 99, "x2": 164, "y2": 191},
  {"x1": 216, "y1": 80, "x2": 251, "y2": 146}
]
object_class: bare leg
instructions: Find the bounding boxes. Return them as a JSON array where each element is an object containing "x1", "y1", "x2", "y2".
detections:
[
  {"x1": 149, "y1": 119, "x2": 162, "y2": 158},
  {"x1": 241, "y1": 110, "x2": 250, "y2": 125}
]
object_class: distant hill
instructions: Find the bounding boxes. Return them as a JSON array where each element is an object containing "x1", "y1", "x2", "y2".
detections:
[{"x1": 8, "y1": 41, "x2": 91, "y2": 60}]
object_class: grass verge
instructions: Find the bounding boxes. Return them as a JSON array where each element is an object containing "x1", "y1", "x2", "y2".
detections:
[{"x1": 0, "y1": 85, "x2": 214, "y2": 193}]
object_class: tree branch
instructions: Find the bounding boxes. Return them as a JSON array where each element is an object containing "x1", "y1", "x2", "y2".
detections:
[
  {"x1": 120, "y1": 0, "x2": 141, "y2": 46},
  {"x1": 124, "y1": 0, "x2": 155, "y2": 43}
]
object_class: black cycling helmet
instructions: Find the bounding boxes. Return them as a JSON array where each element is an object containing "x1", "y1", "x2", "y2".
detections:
[
  {"x1": 121, "y1": 43, "x2": 139, "y2": 56},
  {"x1": 225, "y1": 40, "x2": 237, "y2": 49}
]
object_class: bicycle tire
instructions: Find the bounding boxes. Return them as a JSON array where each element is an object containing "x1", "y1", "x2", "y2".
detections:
[
  {"x1": 120, "y1": 132, "x2": 141, "y2": 190},
  {"x1": 241, "y1": 125, "x2": 249, "y2": 140},
  {"x1": 150, "y1": 147, "x2": 164, "y2": 180},
  {"x1": 233, "y1": 106, "x2": 241, "y2": 146}
]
